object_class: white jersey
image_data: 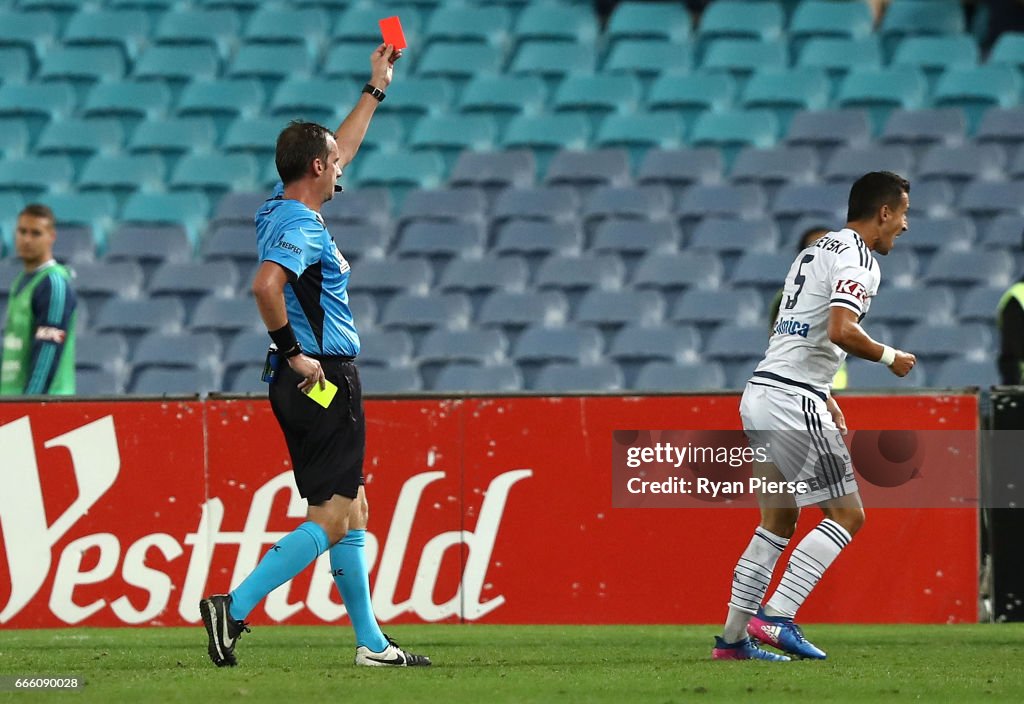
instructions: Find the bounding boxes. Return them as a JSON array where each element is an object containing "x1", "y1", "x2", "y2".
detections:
[{"x1": 751, "y1": 228, "x2": 880, "y2": 401}]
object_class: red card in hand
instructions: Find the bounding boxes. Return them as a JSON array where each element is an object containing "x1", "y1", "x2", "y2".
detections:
[{"x1": 379, "y1": 16, "x2": 407, "y2": 50}]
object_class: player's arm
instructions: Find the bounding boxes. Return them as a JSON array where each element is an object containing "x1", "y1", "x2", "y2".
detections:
[
  {"x1": 334, "y1": 43, "x2": 401, "y2": 167},
  {"x1": 827, "y1": 307, "x2": 915, "y2": 377},
  {"x1": 24, "y1": 272, "x2": 76, "y2": 394},
  {"x1": 251, "y1": 261, "x2": 325, "y2": 392}
]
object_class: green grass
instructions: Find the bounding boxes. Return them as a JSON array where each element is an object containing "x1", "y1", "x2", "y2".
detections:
[{"x1": 1, "y1": 625, "x2": 1023, "y2": 703}]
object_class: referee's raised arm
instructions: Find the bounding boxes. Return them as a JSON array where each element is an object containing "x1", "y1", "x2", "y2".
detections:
[{"x1": 334, "y1": 43, "x2": 402, "y2": 167}]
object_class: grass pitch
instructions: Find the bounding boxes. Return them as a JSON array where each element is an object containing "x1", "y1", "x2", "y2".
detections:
[{"x1": 1, "y1": 624, "x2": 1022, "y2": 703}]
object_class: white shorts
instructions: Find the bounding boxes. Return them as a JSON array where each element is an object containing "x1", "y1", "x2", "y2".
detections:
[{"x1": 740, "y1": 382, "x2": 858, "y2": 507}]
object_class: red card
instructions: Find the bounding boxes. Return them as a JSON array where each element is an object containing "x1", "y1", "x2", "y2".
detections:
[{"x1": 378, "y1": 16, "x2": 407, "y2": 50}]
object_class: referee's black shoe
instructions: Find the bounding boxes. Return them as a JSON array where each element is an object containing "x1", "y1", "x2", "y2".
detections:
[{"x1": 199, "y1": 594, "x2": 251, "y2": 667}]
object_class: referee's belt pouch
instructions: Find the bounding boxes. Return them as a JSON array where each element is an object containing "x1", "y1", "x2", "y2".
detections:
[{"x1": 261, "y1": 344, "x2": 281, "y2": 383}]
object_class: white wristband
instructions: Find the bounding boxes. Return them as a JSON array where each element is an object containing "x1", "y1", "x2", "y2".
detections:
[{"x1": 878, "y1": 345, "x2": 896, "y2": 366}]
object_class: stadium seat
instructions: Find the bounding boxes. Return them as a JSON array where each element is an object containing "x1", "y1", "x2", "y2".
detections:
[
  {"x1": 448, "y1": 150, "x2": 536, "y2": 192},
  {"x1": 83, "y1": 80, "x2": 171, "y2": 126},
  {"x1": 513, "y1": 3, "x2": 598, "y2": 46},
  {"x1": 409, "y1": 114, "x2": 498, "y2": 162},
  {"x1": 553, "y1": 75, "x2": 642, "y2": 126},
  {"x1": 51, "y1": 225, "x2": 98, "y2": 264},
  {"x1": 899, "y1": 216, "x2": 975, "y2": 253},
  {"x1": 797, "y1": 37, "x2": 883, "y2": 91},
  {"x1": 958, "y1": 286, "x2": 1004, "y2": 323},
  {"x1": 227, "y1": 44, "x2": 312, "y2": 88},
  {"x1": 128, "y1": 117, "x2": 217, "y2": 168},
  {"x1": 228, "y1": 365, "x2": 268, "y2": 394},
  {"x1": 594, "y1": 113, "x2": 685, "y2": 162},
  {"x1": 36, "y1": 118, "x2": 122, "y2": 167},
  {"x1": 492, "y1": 187, "x2": 579, "y2": 225},
  {"x1": 823, "y1": 145, "x2": 914, "y2": 185},
  {"x1": 0, "y1": 10, "x2": 58, "y2": 63},
  {"x1": 869, "y1": 286, "x2": 956, "y2": 324},
  {"x1": 44, "y1": 192, "x2": 117, "y2": 249},
  {"x1": 677, "y1": 183, "x2": 767, "y2": 221},
  {"x1": 740, "y1": 68, "x2": 830, "y2": 132},
  {"x1": 689, "y1": 218, "x2": 780, "y2": 255},
  {"x1": 606, "y1": 1, "x2": 691, "y2": 44},
  {"x1": 133, "y1": 331, "x2": 221, "y2": 374},
  {"x1": 575, "y1": 289, "x2": 666, "y2": 328},
  {"x1": 785, "y1": 108, "x2": 871, "y2": 157},
  {"x1": 881, "y1": 108, "x2": 966, "y2": 155},
  {"x1": 975, "y1": 106, "x2": 1024, "y2": 150},
  {"x1": 133, "y1": 45, "x2": 220, "y2": 92},
  {"x1": 918, "y1": 144, "x2": 1006, "y2": 186},
  {"x1": 220, "y1": 117, "x2": 287, "y2": 162},
  {"x1": 730, "y1": 146, "x2": 818, "y2": 191},
  {"x1": 959, "y1": 181, "x2": 1024, "y2": 218},
  {"x1": 347, "y1": 259, "x2": 432, "y2": 297},
  {"x1": 132, "y1": 367, "x2": 218, "y2": 395},
  {"x1": 637, "y1": 148, "x2": 724, "y2": 189},
  {"x1": 700, "y1": 38, "x2": 788, "y2": 83},
  {"x1": 457, "y1": 75, "x2": 546, "y2": 126},
  {"x1": 581, "y1": 186, "x2": 674, "y2": 227},
  {"x1": 268, "y1": 78, "x2": 352, "y2": 124},
  {"x1": 591, "y1": 220, "x2": 679, "y2": 257},
  {"x1": 396, "y1": 221, "x2": 486, "y2": 260},
  {"x1": 646, "y1": 71, "x2": 736, "y2": 125},
  {"x1": 880, "y1": 0, "x2": 966, "y2": 55},
  {"x1": 788, "y1": 1, "x2": 873, "y2": 49},
  {"x1": 438, "y1": 257, "x2": 530, "y2": 295},
  {"x1": 730, "y1": 252, "x2": 798, "y2": 289},
  {"x1": 95, "y1": 297, "x2": 186, "y2": 336},
  {"x1": 478, "y1": 291, "x2": 570, "y2": 329},
  {"x1": 357, "y1": 330, "x2": 415, "y2": 368},
  {"x1": 902, "y1": 322, "x2": 993, "y2": 361},
  {"x1": 1011, "y1": 148, "x2": 1024, "y2": 181},
  {"x1": 73, "y1": 261, "x2": 144, "y2": 309},
  {"x1": 981, "y1": 215, "x2": 1024, "y2": 250},
  {"x1": 120, "y1": 193, "x2": 210, "y2": 246},
  {"x1": 0, "y1": 118, "x2": 29, "y2": 160},
  {"x1": 190, "y1": 296, "x2": 263, "y2": 335},
  {"x1": 424, "y1": 4, "x2": 510, "y2": 47},
  {"x1": 322, "y1": 43, "x2": 392, "y2": 82},
  {"x1": 501, "y1": 114, "x2": 592, "y2": 158},
  {"x1": 321, "y1": 188, "x2": 394, "y2": 226},
  {"x1": 177, "y1": 79, "x2": 265, "y2": 132},
  {"x1": 148, "y1": 261, "x2": 240, "y2": 302},
  {"x1": 544, "y1": 149, "x2": 632, "y2": 192},
  {"x1": 633, "y1": 361, "x2": 727, "y2": 391},
  {"x1": 535, "y1": 253, "x2": 626, "y2": 293},
  {"x1": 508, "y1": 41, "x2": 598, "y2": 86},
  {"x1": 836, "y1": 67, "x2": 928, "y2": 131},
  {"x1": 77, "y1": 154, "x2": 165, "y2": 198},
  {"x1": 76, "y1": 369, "x2": 122, "y2": 396},
  {"x1": 433, "y1": 363, "x2": 523, "y2": 393},
  {"x1": 63, "y1": 8, "x2": 149, "y2": 60},
  {"x1": 380, "y1": 293, "x2": 472, "y2": 331},
  {"x1": 154, "y1": 8, "x2": 240, "y2": 58},
  {"x1": 244, "y1": 7, "x2": 326, "y2": 53},
  {"x1": 697, "y1": 1, "x2": 784, "y2": 48},
  {"x1": 0, "y1": 84, "x2": 76, "y2": 137},
  {"x1": 170, "y1": 154, "x2": 259, "y2": 196},
  {"x1": 105, "y1": 226, "x2": 192, "y2": 270},
  {"x1": 512, "y1": 326, "x2": 604, "y2": 366},
  {"x1": 704, "y1": 324, "x2": 769, "y2": 361},
  {"x1": 690, "y1": 109, "x2": 779, "y2": 166},
  {"x1": 924, "y1": 250, "x2": 1014, "y2": 288},
  {"x1": 399, "y1": 188, "x2": 488, "y2": 227},
  {"x1": 844, "y1": 358, "x2": 927, "y2": 389},
  {"x1": 494, "y1": 221, "x2": 582, "y2": 258},
  {"x1": 609, "y1": 324, "x2": 700, "y2": 365},
  {"x1": 0, "y1": 156, "x2": 72, "y2": 199},
  {"x1": 38, "y1": 46, "x2": 126, "y2": 91},
  {"x1": 990, "y1": 32, "x2": 1024, "y2": 71},
  {"x1": 933, "y1": 66, "x2": 1023, "y2": 131},
  {"x1": 933, "y1": 359, "x2": 1000, "y2": 388},
  {"x1": 603, "y1": 39, "x2": 692, "y2": 80},
  {"x1": 671, "y1": 288, "x2": 764, "y2": 327},
  {"x1": 632, "y1": 251, "x2": 724, "y2": 292},
  {"x1": 358, "y1": 367, "x2": 423, "y2": 394},
  {"x1": 416, "y1": 42, "x2": 504, "y2": 84},
  {"x1": 367, "y1": 77, "x2": 454, "y2": 131},
  {"x1": 891, "y1": 36, "x2": 979, "y2": 84},
  {"x1": 533, "y1": 362, "x2": 623, "y2": 392},
  {"x1": 77, "y1": 331, "x2": 129, "y2": 379},
  {"x1": 417, "y1": 328, "x2": 509, "y2": 365},
  {"x1": 359, "y1": 115, "x2": 405, "y2": 156},
  {"x1": 223, "y1": 330, "x2": 267, "y2": 376},
  {"x1": 355, "y1": 151, "x2": 446, "y2": 194},
  {"x1": 332, "y1": 5, "x2": 423, "y2": 46},
  {"x1": 913, "y1": 180, "x2": 959, "y2": 218},
  {"x1": 772, "y1": 183, "x2": 849, "y2": 230}
]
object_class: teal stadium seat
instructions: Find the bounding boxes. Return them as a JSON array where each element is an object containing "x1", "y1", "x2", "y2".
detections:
[
  {"x1": 271, "y1": 78, "x2": 356, "y2": 124},
  {"x1": 38, "y1": 47, "x2": 126, "y2": 98},
  {"x1": 501, "y1": 114, "x2": 591, "y2": 175},
  {"x1": 990, "y1": 32, "x2": 1024, "y2": 71},
  {"x1": 83, "y1": 80, "x2": 171, "y2": 131},
  {"x1": 121, "y1": 192, "x2": 210, "y2": 246},
  {"x1": 458, "y1": 75, "x2": 546, "y2": 129},
  {"x1": 512, "y1": 2, "x2": 598, "y2": 46},
  {"x1": 424, "y1": 5, "x2": 510, "y2": 47},
  {"x1": 701, "y1": 38, "x2": 788, "y2": 90},
  {"x1": 740, "y1": 67, "x2": 830, "y2": 132},
  {"x1": 698, "y1": 1, "x2": 785, "y2": 53},
  {"x1": 128, "y1": 117, "x2": 217, "y2": 173},
  {"x1": 788, "y1": 0, "x2": 873, "y2": 55},
  {"x1": 409, "y1": 115, "x2": 498, "y2": 167},
  {"x1": 647, "y1": 71, "x2": 736, "y2": 125},
  {"x1": 171, "y1": 154, "x2": 259, "y2": 196},
  {"x1": 44, "y1": 192, "x2": 118, "y2": 250},
  {"x1": 836, "y1": 66, "x2": 928, "y2": 132},
  {"x1": 133, "y1": 46, "x2": 221, "y2": 96},
  {"x1": 0, "y1": 156, "x2": 72, "y2": 199},
  {"x1": 690, "y1": 109, "x2": 779, "y2": 167},
  {"x1": 373, "y1": 77, "x2": 453, "y2": 133},
  {"x1": 416, "y1": 42, "x2": 505, "y2": 86},
  {"x1": 244, "y1": 7, "x2": 327, "y2": 55},
  {"x1": 36, "y1": 118, "x2": 123, "y2": 173},
  {"x1": 63, "y1": 8, "x2": 149, "y2": 61},
  {"x1": 933, "y1": 66, "x2": 1023, "y2": 132},
  {"x1": 154, "y1": 9, "x2": 240, "y2": 59},
  {"x1": 79, "y1": 154, "x2": 166, "y2": 199},
  {"x1": 0, "y1": 119, "x2": 29, "y2": 159},
  {"x1": 222, "y1": 117, "x2": 290, "y2": 160},
  {"x1": 176, "y1": 79, "x2": 264, "y2": 134},
  {"x1": 595, "y1": 113, "x2": 685, "y2": 166},
  {"x1": 553, "y1": 75, "x2": 642, "y2": 130},
  {"x1": 227, "y1": 44, "x2": 313, "y2": 94},
  {"x1": 880, "y1": 0, "x2": 965, "y2": 57},
  {"x1": 891, "y1": 36, "x2": 979, "y2": 88},
  {"x1": 0, "y1": 47, "x2": 31, "y2": 84},
  {"x1": 355, "y1": 151, "x2": 446, "y2": 197},
  {"x1": 797, "y1": 37, "x2": 882, "y2": 93},
  {"x1": 332, "y1": 5, "x2": 423, "y2": 46},
  {"x1": 606, "y1": 1, "x2": 691, "y2": 44},
  {"x1": 361, "y1": 115, "x2": 405, "y2": 155},
  {"x1": 0, "y1": 83, "x2": 76, "y2": 139},
  {"x1": 0, "y1": 10, "x2": 58, "y2": 63},
  {"x1": 602, "y1": 40, "x2": 692, "y2": 83},
  {"x1": 509, "y1": 41, "x2": 598, "y2": 89}
]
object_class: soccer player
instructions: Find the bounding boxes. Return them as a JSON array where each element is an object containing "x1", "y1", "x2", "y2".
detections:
[
  {"x1": 713, "y1": 172, "x2": 916, "y2": 661},
  {"x1": 200, "y1": 43, "x2": 429, "y2": 668},
  {"x1": 0, "y1": 204, "x2": 77, "y2": 396}
]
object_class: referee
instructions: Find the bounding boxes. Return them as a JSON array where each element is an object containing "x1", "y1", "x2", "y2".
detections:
[{"x1": 200, "y1": 43, "x2": 429, "y2": 668}]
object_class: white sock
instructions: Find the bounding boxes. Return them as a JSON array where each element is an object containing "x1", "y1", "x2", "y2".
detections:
[
  {"x1": 722, "y1": 527, "x2": 789, "y2": 643},
  {"x1": 765, "y1": 519, "x2": 852, "y2": 619}
]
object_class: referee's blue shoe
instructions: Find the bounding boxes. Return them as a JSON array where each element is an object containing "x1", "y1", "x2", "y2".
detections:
[
  {"x1": 747, "y1": 608, "x2": 826, "y2": 660},
  {"x1": 712, "y1": 636, "x2": 790, "y2": 661}
]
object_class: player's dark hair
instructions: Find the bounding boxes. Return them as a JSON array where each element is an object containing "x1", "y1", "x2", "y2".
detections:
[
  {"x1": 275, "y1": 120, "x2": 333, "y2": 185},
  {"x1": 846, "y1": 171, "x2": 910, "y2": 222},
  {"x1": 19, "y1": 203, "x2": 55, "y2": 226}
]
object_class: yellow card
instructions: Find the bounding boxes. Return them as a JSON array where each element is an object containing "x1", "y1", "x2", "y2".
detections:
[{"x1": 305, "y1": 379, "x2": 338, "y2": 408}]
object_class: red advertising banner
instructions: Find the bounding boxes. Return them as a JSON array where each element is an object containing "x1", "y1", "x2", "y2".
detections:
[{"x1": 0, "y1": 393, "x2": 978, "y2": 628}]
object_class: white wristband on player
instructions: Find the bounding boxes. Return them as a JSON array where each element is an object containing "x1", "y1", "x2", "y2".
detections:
[{"x1": 878, "y1": 345, "x2": 896, "y2": 366}]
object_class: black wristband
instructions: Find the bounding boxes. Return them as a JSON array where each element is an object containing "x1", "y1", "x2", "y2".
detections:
[
  {"x1": 269, "y1": 323, "x2": 300, "y2": 357},
  {"x1": 362, "y1": 83, "x2": 386, "y2": 102}
]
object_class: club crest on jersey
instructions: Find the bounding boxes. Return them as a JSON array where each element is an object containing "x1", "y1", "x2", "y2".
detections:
[
  {"x1": 773, "y1": 317, "x2": 810, "y2": 338},
  {"x1": 835, "y1": 279, "x2": 868, "y2": 302}
]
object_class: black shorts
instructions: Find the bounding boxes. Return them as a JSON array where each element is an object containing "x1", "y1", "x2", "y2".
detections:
[{"x1": 268, "y1": 356, "x2": 365, "y2": 504}]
